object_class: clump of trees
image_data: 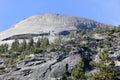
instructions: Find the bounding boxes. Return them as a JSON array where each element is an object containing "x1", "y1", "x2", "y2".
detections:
[
  {"x1": 11, "y1": 39, "x2": 19, "y2": 51},
  {"x1": 9, "y1": 37, "x2": 50, "y2": 53},
  {"x1": 65, "y1": 49, "x2": 117, "y2": 80},
  {"x1": 88, "y1": 26, "x2": 109, "y2": 34},
  {"x1": 113, "y1": 25, "x2": 120, "y2": 32},
  {"x1": 0, "y1": 43, "x2": 8, "y2": 53},
  {"x1": 89, "y1": 49, "x2": 117, "y2": 80},
  {"x1": 89, "y1": 25, "x2": 120, "y2": 35},
  {"x1": 0, "y1": 37, "x2": 50, "y2": 67},
  {"x1": 19, "y1": 39, "x2": 27, "y2": 52},
  {"x1": 67, "y1": 59, "x2": 86, "y2": 80},
  {"x1": 0, "y1": 37, "x2": 63, "y2": 67}
]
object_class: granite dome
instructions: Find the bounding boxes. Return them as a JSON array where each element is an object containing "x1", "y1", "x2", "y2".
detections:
[{"x1": 0, "y1": 13, "x2": 108, "y2": 42}]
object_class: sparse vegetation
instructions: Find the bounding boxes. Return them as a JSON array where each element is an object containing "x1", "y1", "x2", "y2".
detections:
[
  {"x1": 67, "y1": 59, "x2": 85, "y2": 80},
  {"x1": 19, "y1": 39, "x2": 27, "y2": 52},
  {"x1": 89, "y1": 49, "x2": 116, "y2": 80},
  {"x1": 0, "y1": 26, "x2": 120, "y2": 79},
  {"x1": 11, "y1": 39, "x2": 19, "y2": 51},
  {"x1": 0, "y1": 43, "x2": 8, "y2": 53}
]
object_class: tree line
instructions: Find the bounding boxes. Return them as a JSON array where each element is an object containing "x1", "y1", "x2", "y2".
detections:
[{"x1": 0, "y1": 37, "x2": 49, "y2": 54}]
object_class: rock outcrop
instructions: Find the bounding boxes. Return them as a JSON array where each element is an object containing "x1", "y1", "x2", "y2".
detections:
[
  {"x1": 0, "y1": 49, "x2": 82, "y2": 80},
  {"x1": 0, "y1": 32, "x2": 120, "y2": 79},
  {"x1": 0, "y1": 13, "x2": 109, "y2": 43}
]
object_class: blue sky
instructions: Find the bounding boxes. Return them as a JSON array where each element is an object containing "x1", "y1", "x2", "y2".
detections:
[{"x1": 0, "y1": 0, "x2": 120, "y2": 32}]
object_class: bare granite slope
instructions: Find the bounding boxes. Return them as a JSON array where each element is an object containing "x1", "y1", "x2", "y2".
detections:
[{"x1": 0, "y1": 13, "x2": 108, "y2": 42}]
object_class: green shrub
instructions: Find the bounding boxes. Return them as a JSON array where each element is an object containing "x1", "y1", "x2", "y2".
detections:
[
  {"x1": 35, "y1": 38, "x2": 41, "y2": 48},
  {"x1": 0, "y1": 43, "x2": 8, "y2": 53},
  {"x1": 67, "y1": 40, "x2": 75, "y2": 44},
  {"x1": 67, "y1": 59, "x2": 85, "y2": 80},
  {"x1": 41, "y1": 37, "x2": 49, "y2": 47},
  {"x1": 19, "y1": 40, "x2": 27, "y2": 52},
  {"x1": 89, "y1": 49, "x2": 117, "y2": 80}
]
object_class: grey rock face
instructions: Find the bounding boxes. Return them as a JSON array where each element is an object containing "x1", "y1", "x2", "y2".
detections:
[
  {"x1": 0, "y1": 51, "x2": 81, "y2": 80},
  {"x1": 1, "y1": 31, "x2": 120, "y2": 79},
  {"x1": 0, "y1": 13, "x2": 108, "y2": 43}
]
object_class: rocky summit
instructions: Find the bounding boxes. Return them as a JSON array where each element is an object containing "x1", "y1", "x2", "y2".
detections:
[
  {"x1": 0, "y1": 14, "x2": 119, "y2": 80},
  {"x1": 0, "y1": 13, "x2": 108, "y2": 44}
]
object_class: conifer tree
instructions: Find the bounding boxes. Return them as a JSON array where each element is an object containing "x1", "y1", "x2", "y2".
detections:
[
  {"x1": 3, "y1": 43, "x2": 8, "y2": 52},
  {"x1": 28, "y1": 38, "x2": 34, "y2": 47},
  {"x1": 35, "y1": 38, "x2": 41, "y2": 48},
  {"x1": 41, "y1": 37, "x2": 49, "y2": 48},
  {"x1": 0, "y1": 45, "x2": 3, "y2": 53},
  {"x1": 11, "y1": 39, "x2": 19, "y2": 51},
  {"x1": 27, "y1": 38, "x2": 34, "y2": 50},
  {"x1": 0, "y1": 43, "x2": 8, "y2": 53},
  {"x1": 89, "y1": 49, "x2": 117, "y2": 80},
  {"x1": 19, "y1": 40, "x2": 27, "y2": 51},
  {"x1": 67, "y1": 59, "x2": 86, "y2": 80}
]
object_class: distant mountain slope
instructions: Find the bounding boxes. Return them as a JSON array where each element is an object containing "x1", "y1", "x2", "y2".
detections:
[{"x1": 0, "y1": 13, "x2": 110, "y2": 42}]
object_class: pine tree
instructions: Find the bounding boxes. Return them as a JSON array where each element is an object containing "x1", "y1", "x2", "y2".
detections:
[
  {"x1": 3, "y1": 43, "x2": 8, "y2": 52},
  {"x1": 27, "y1": 38, "x2": 34, "y2": 50},
  {"x1": 11, "y1": 39, "x2": 19, "y2": 51},
  {"x1": 41, "y1": 37, "x2": 49, "y2": 48},
  {"x1": 89, "y1": 49, "x2": 117, "y2": 80},
  {"x1": 19, "y1": 40, "x2": 27, "y2": 51},
  {"x1": 0, "y1": 43, "x2": 8, "y2": 53},
  {"x1": 35, "y1": 38, "x2": 41, "y2": 48},
  {"x1": 67, "y1": 59, "x2": 86, "y2": 80},
  {"x1": 0, "y1": 45, "x2": 3, "y2": 53},
  {"x1": 28, "y1": 38, "x2": 34, "y2": 47}
]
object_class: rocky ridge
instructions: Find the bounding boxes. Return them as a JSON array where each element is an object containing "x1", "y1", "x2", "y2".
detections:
[{"x1": 0, "y1": 29, "x2": 120, "y2": 80}]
